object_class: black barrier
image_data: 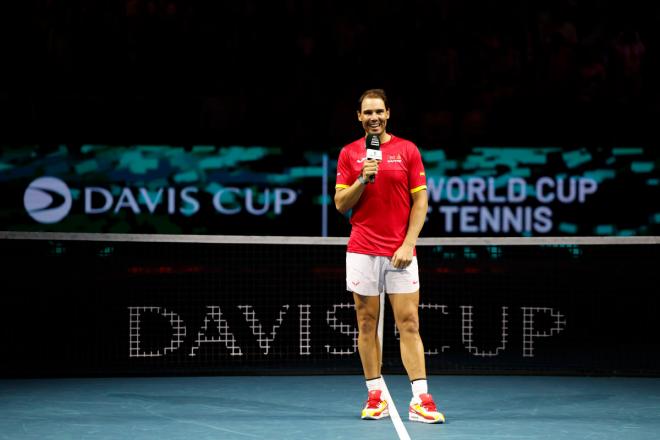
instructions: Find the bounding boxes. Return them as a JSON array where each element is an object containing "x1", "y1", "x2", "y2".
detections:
[{"x1": 1, "y1": 238, "x2": 658, "y2": 377}]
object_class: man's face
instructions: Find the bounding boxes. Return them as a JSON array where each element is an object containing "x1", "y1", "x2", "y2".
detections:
[{"x1": 358, "y1": 97, "x2": 390, "y2": 136}]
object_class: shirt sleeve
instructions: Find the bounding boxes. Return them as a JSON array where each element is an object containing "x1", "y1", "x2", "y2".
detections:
[
  {"x1": 408, "y1": 144, "x2": 427, "y2": 194},
  {"x1": 335, "y1": 147, "x2": 354, "y2": 189}
]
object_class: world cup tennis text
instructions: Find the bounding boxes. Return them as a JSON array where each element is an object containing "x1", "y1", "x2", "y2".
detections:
[{"x1": 426, "y1": 176, "x2": 599, "y2": 233}]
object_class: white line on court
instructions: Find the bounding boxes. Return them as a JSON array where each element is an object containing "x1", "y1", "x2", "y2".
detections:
[
  {"x1": 378, "y1": 293, "x2": 412, "y2": 440},
  {"x1": 381, "y1": 377, "x2": 411, "y2": 440}
]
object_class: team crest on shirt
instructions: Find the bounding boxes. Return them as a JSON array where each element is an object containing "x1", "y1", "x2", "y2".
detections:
[{"x1": 387, "y1": 153, "x2": 402, "y2": 163}]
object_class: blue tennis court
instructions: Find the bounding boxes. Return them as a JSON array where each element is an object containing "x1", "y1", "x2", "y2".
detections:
[{"x1": 2, "y1": 375, "x2": 659, "y2": 439}]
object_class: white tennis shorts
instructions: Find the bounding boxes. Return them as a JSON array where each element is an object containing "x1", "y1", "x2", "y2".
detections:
[{"x1": 346, "y1": 252, "x2": 420, "y2": 296}]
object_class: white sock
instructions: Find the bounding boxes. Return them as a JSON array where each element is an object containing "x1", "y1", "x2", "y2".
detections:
[
  {"x1": 366, "y1": 377, "x2": 384, "y2": 392},
  {"x1": 411, "y1": 379, "x2": 428, "y2": 399}
]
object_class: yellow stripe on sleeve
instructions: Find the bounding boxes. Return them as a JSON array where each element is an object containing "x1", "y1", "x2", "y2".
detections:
[
  {"x1": 410, "y1": 185, "x2": 427, "y2": 194},
  {"x1": 336, "y1": 184, "x2": 350, "y2": 189}
]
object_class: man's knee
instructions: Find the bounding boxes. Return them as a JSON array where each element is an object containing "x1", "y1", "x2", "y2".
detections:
[
  {"x1": 397, "y1": 314, "x2": 420, "y2": 335},
  {"x1": 357, "y1": 314, "x2": 378, "y2": 335}
]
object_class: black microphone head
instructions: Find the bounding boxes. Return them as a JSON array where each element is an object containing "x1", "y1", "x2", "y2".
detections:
[{"x1": 366, "y1": 134, "x2": 380, "y2": 150}]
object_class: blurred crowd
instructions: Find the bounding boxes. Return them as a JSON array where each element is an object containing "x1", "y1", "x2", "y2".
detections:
[{"x1": 4, "y1": 0, "x2": 658, "y2": 150}]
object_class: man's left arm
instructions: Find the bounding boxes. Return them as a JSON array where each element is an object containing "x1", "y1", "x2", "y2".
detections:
[{"x1": 391, "y1": 189, "x2": 428, "y2": 269}]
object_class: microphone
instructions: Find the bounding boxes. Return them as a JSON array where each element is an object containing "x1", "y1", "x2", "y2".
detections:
[{"x1": 365, "y1": 134, "x2": 382, "y2": 183}]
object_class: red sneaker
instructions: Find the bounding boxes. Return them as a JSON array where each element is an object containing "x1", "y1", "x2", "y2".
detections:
[
  {"x1": 361, "y1": 390, "x2": 389, "y2": 420},
  {"x1": 409, "y1": 393, "x2": 445, "y2": 424}
]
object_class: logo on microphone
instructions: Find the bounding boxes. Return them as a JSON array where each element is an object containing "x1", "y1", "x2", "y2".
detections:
[{"x1": 24, "y1": 176, "x2": 72, "y2": 224}]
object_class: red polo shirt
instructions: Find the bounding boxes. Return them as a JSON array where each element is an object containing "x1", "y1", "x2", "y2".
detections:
[{"x1": 336, "y1": 134, "x2": 427, "y2": 256}]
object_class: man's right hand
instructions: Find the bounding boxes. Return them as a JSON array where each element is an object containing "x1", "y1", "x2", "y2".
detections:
[{"x1": 362, "y1": 159, "x2": 379, "y2": 182}]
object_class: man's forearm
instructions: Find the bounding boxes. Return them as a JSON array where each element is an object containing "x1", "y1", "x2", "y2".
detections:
[
  {"x1": 334, "y1": 179, "x2": 366, "y2": 214},
  {"x1": 402, "y1": 194, "x2": 428, "y2": 247}
]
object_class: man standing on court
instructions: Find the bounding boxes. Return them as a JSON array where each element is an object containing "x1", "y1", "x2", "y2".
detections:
[{"x1": 334, "y1": 89, "x2": 445, "y2": 424}]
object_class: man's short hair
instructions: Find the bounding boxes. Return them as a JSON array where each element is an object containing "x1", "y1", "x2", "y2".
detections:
[{"x1": 358, "y1": 89, "x2": 389, "y2": 111}]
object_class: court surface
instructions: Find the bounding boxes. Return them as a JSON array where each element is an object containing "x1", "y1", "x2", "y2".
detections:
[{"x1": 1, "y1": 375, "x2": 659, "y2": 439}]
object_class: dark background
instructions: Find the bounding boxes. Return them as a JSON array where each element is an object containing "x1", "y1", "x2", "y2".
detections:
[
  {"x1": 3, "y1": 0, "x2": 659, "y2": 152},
  {"x1": 2, "y1": 1, "x2": 659, "y2": 378}
]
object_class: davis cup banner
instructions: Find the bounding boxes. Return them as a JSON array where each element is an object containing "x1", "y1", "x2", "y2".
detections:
[{"x1": 0, "y1": 145, "x2": 658, "y2": 236}]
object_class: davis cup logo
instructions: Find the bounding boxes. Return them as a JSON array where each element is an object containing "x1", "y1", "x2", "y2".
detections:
[{"x1": 24, "y1": 177, "x2": 72, "y2": 224}]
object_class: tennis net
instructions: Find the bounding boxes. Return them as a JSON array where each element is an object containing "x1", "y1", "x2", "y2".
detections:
[{"x1": 1, "y1": 232, "x2": 658, "y2": 377}]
